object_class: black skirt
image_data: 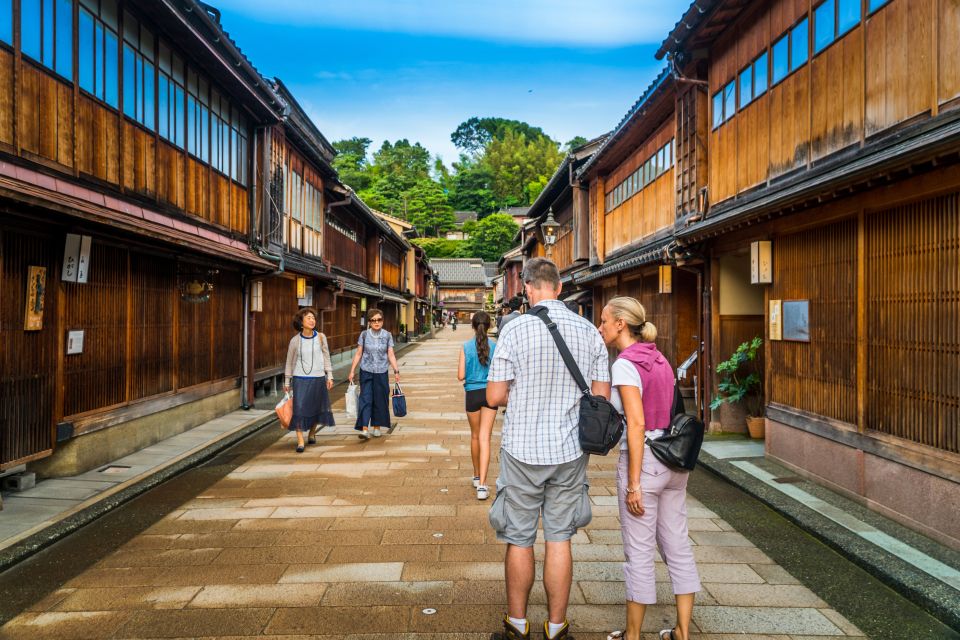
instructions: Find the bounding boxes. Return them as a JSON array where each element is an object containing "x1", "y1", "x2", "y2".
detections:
[{"x1": 290, "y1": 376, "x2": 335, "y2": 431}]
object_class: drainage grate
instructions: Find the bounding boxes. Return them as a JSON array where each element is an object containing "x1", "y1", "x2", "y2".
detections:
[
  {"x1": 773, "y1": 476, "x2": 804, "y2": 484},
  {"x1": 98, "y1": 465, "x2": 132, "y2": 474}
]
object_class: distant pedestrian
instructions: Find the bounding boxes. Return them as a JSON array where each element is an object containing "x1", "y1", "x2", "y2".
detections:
[
  {"x1": 486, "y1": 257, "x2": 610, "y2": 640},
  {"x1": 457, "y1": 310, "x2": 497, "y2": 500},
  {"x1": 598, "y1": 296, "x2": 700, "y2": 640},
  {"x1": 451, "y1": 314, "x2": 458, "y2": 331},
  {"x1": 348, "y1": 309, "x2": 400, "y2": 439},
  {"x1": 283, "y1": 308, "x2": 335, "y2": 453},
  {"x1": 497, "y1": 296, "x2": 522, "y2": 333}
]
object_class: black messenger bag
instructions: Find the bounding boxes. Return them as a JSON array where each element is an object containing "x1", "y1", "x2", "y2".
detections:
[
  {"x1": 646, "y1": 377, "x2": 705, "y2": 471},
  {"x1": 528, "y1": 307, "x2": 624, "y2": 455}
]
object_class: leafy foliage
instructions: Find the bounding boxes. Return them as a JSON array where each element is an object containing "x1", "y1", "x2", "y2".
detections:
[
  {"x1": 564, "y1": 135, "x2": 589, "y2": 152},
  {"x1": 450, "y1": 117, "x2": 550, "y2": 153},
  {"x1": 461, "y1": 213, "x2": 520, "y2": 262},
  {"x1": 710, "y1": 336, "x2": 764, "y2": 416},
  {"x1": 412, "y1": 237, "x2": 467, "y2": 259},
  {"x1": 332, "y1": 137, "x2": 373, "y2": 192},
  {"x1": 484, "y1": 130, "x2": 565, "y2": 206}
]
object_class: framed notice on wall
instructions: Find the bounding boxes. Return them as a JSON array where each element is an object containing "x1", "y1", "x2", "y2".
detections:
[
  {"x1": 782, "y1": 300, "x2": 810, "y2": 342},
  {"x1": 24, "y1": 266, "x2": 47, "y2": 331},
  {"x1": 769, "y1": 299, "x2": 782, "y2": 341}
]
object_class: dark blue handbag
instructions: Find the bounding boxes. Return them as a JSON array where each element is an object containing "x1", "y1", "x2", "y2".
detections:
[{"x1": 391, "y1": 383, "x2": 407, "y2": 417}]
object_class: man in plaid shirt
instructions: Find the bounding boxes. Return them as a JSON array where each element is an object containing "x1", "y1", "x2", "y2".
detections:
[{"x1": 486, "y1": 257, "x2": 611, "y2": 640}]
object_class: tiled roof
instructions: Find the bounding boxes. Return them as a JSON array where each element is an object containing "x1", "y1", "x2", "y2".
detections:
[
  {"x1": 454, "y1": 211, "x2": 478, "y2": 224},
  {"x1": 430, "y1": 258, "x2": 488, "y2": 285}
]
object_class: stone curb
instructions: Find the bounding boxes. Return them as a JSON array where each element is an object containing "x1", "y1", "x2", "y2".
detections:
[
  {"x1": 0, "y1": 411, "x2": 276, "y2": 573},
  {"x1": 697, "y1": 448, "x2": 960, "y2": 631}
]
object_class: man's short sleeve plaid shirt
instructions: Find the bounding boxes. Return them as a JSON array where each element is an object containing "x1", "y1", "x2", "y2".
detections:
[{"x1": 488, "y1": 299, "x2": 610, "y2": 465}]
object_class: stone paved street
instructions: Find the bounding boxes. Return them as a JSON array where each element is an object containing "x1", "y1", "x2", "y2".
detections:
[{"x1": 0, "y1": 330, "x2": 867, "y2": 639}]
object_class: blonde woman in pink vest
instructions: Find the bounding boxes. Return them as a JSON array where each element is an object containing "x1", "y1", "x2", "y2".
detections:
[{"x1": 598, "y1": 297, "x2": 700, "y2": 640}]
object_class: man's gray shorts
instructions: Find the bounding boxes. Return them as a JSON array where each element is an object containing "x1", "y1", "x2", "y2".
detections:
[{"x1": 488, "y1": 450, "x2": 592, "y2": 547}]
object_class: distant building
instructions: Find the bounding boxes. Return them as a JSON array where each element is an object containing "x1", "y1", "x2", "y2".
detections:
[{"x1": 430, "y1": 258, "x2": 492, "y2": 321}]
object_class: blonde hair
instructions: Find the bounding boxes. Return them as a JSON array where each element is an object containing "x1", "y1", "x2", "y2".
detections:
[{"x1": 606, "y1": 296, "x2": 658, "y2": 343}]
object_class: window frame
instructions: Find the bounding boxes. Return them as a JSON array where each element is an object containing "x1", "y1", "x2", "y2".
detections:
[
  {"x1": 78, "y1": 1, "x2": 120, "y2": 109},
  {"x1": 20, "y1": 0, "x2": 73, "y2": 80}
]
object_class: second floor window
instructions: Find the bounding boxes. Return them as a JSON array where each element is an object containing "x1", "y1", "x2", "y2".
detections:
[
  {"x1": 157, "y1": 42, "x2": 185, "y2": 148},
  {"x1": 122, "y1": 12, "x2": 155, "y2": 130},
  {"x1": 187, "y1": 71, "x2": 210, "y2": 163},
  {"x1": 78, "y1": 0, "x2": 119, "y2": 108},
  {"x1": 1, "y1": 0, "x2": 12, "y2": 45},
  {"x1": 21, "y1": 0, "x2": 73, "y2": 79}
]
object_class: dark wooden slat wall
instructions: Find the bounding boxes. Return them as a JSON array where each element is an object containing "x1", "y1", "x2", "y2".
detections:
[
  {"x1": 324, "y1": 295, "x2": 362, "y2": 354},
  {"x1": 130, "y1": 253, "x2": 174, "y2": 400},
  {"x1": 324, "y1": 224, "x2": 366, "y2": 278},
  {"x1": 63, "y1": 243, "x2": 127, "y2": 417},
  {"x1": 0, "y1": 230, "x2": 57, "y2": 468},
  {"x1": 253, "y1": 276, "x2": 297, "y2": 372},
  {"x1": 769, "y1": 220, "x2": 858, "y2": 424},
  {"x1": 211, "y1": 270, "x2": 243, "y2": 380},
  {"x1": 865, "y1": 193, "x2": 960, "y2": 453},
  {"x1": 675, "y1": 86, "x2": 707, "y2": 219}
]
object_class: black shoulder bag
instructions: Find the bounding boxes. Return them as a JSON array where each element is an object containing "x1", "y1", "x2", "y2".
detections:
[
  {"x1": 645, "y1": 370, "x2": 705, "y2": 471},
  {"x1": 528, "y1": 307, "x2": 624, "y2": 455}
]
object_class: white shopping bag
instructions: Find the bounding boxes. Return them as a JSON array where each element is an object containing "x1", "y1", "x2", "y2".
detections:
[{"x1": 345, "y1": 382, "x2": 359, "y2": 417}]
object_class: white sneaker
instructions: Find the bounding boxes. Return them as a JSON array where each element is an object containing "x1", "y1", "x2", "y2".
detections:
[
  {"x1": 359, "y1": 430, "x2": 371, "y2": 440},
  {"x1": 472, "y1": 476, "x2": 480, "y2": 488},
  {"x1": 477, "y1": 486, "x2": 489, "y2": 500},
  {"x1": 372, "y1": 427, "x2": 382, "y2": 437}
]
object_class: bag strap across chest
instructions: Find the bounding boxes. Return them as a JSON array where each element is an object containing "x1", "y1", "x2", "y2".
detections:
[{"x1": 527, "y1": 306, "x2": 590, "y2": 396}]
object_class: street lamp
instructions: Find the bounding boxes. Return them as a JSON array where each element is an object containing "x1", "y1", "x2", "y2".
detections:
[{"x1": 541, "y1": 207, "x2": 559, "y2": 257}]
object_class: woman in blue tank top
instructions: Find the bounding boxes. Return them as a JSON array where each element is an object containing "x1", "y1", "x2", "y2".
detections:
[{"x1": 457, "y1": 311, "x2": 496, "y2": 500}]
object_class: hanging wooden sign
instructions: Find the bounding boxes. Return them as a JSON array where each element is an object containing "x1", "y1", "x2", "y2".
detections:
[{"x1": 24, "y1": 266, "x2": 47, "y2": 331}]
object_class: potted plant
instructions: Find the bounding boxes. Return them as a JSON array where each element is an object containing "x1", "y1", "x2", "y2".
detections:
[{"x1": 710, "y1": 336, "x2": 765, "y2": 438}]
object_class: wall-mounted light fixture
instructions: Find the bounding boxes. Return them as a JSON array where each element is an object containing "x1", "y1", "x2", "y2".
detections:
[
  {"x1": 750, "y1": 240, "x2": 772, "y2": 284},
  {"x1": 250, "y1": 281, "x2": 263, "y2": 312},
  {"x1": 658, "y1": 264, "x2": 672, "y2": 294},
  {"x1": 541, "y1": 207, "x2": 560, "y2": 256}
]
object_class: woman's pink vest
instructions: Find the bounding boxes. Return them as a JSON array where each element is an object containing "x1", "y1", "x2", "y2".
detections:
[{"x1": 617, "y1": 342, "x2": 675, "y2": 430}]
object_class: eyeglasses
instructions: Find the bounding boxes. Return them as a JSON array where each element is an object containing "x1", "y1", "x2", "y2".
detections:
[{"x1": 370, "y1": 318, "x2": 384, "y2": 323}]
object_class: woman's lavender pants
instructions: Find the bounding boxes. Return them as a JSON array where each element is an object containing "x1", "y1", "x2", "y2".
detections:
[{"x1": 616, "y1": 447, "x2": 701, "y2": 604}]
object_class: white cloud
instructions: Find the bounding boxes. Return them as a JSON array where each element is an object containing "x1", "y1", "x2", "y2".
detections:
[{"x1": 216, "y1": 0, "x2": 682, "y2": 47}]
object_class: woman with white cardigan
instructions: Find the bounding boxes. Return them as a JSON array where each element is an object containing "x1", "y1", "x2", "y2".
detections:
[{"x1": 283, "y1": 307, "x2": 335, "y2": 453}]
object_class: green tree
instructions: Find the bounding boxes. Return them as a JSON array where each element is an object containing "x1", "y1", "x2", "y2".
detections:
[
  {"x1": 484, "y1": 130, "x2": 565, "y2": 206},
  {"x1": 451, "y1": 117, "x2": 551, "y2": 153},
  {"x1": 461, "y1": 213, "x2": 520, "y2": 262},
  {"x1": 332, "y1": 137, "x2": 373, "y2": 191},
  {"x1": 404, "y1": 179, "x2": 456, "y2": 237},
  {"x1": 564, "y1": 135, "x2": 589, "y2": 152},
  {"x1": 412, "y1": 237, "x2": 466, "y2": 259},
  {"x1": 369, "y1": 139, "x2": 431, "y2": 189},
  {"x1": 448, "y1": 155, "x2": 499, "y2": 218}
]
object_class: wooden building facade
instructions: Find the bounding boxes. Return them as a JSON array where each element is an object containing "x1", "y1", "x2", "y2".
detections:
[
  {"x1": 0, "y1": 0, "x2": 285, "y2": 475},
  {"x1": 659, "y1": 0, "x2": 960, "y2": 547},
  {"x1": 560, "y1": 0, "x2": 959, "y2": 546}
]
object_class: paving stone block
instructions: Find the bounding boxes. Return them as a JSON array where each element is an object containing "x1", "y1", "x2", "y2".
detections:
[
  {"x1": 188, "y1": 583, "x2": 327, "y2": 608},
  {"x1": 280, "y1": 562, "x2": 404, "y2": 583},
  {"x1": 693, "y1": 606, "x2": 842, "y2": 635}
]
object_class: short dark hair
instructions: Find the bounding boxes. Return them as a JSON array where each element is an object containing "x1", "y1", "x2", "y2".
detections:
[
  {"x1": 507, "y1": 296, "x2": 523, "y2": 311},
  {"x1": 521, "y1": 257, "x2": 560, "y2": 289},
  {"x1": 366, "y1": 308, "x2": 384, "y2": 322},
  {"x1": 293, "y1": 307, "x2": 319, "y2": 331}
]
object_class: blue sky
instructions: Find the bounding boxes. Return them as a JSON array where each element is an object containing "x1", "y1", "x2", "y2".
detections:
[{"x1": 215, "y1": 0, "x2": 692, "y2": 166}]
